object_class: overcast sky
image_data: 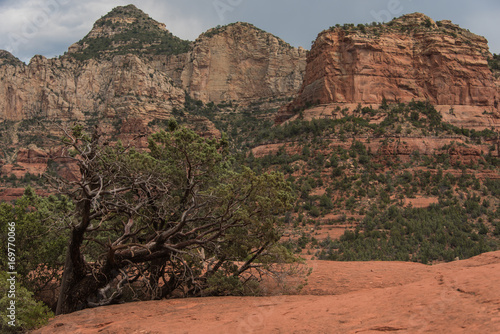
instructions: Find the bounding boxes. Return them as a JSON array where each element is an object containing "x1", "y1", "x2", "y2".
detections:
[{"x1": 1, "y1": 0, "x2": 500, "y2": 63}]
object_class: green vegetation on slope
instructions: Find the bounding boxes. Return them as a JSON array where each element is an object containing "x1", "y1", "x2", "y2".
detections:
[
  {"x1": 201, "y1": 22, "x2": 293, "y2": 49},
  {"x1": 176, "y1": 98, "x2": 500, "y2": 264},
  {"x1": 318, "y1": 201, "x2": 498, "y2": 263},
  {"x1": 68, "y1": 5, "x2": 191, "y2": 60}
]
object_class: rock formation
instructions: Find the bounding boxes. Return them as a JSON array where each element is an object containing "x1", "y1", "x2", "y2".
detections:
[
  {"x1": 0, "y1": 50, "x2": 23, "y2": 66},
  {"x1": 0, "y1": 54, "x2": 185, "y2": 121},
  {"x1": 0, "y1": 5, "x2": 307, "y2": 185},
  {"x1": 0, "y1": 5, "x2": 306, "y2": 122},
  {"x1": 287, "y1": 13, "x2": 499, "y2": 113},
  {"x1": 66, "y1": 4, "x2": 191, "y2": 60},
  {"x1": 180, "y1": 22, "x2": 306, "y2": 104},
  {"x1": 1, "y1": 8, "x2": 499, "y2": 194}
]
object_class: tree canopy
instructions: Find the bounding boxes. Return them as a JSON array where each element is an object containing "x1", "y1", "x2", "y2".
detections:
[{"x1": 48, "y1": 123, "x2": 296, "y2": 314}]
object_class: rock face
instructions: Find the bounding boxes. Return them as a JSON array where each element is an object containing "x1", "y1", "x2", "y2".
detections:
[
  {"x1": 180, "y1": 22, "x2": 306, "y2": 104},
  {"x1": 0, "y1": 54, "x2": 185, "y2": 121},
  {"x1": 0, "y1": 5, "x2": 307, "y2": 186},
  {"x1": 288, "y1": 13, "x2": 499, "y2": 112},
  {"x1": 0, "y1": 9, "x2": 306, "y2": 122},
  {"x1": 34, "y1": 251, "x2": 500, "y2": 334},
  {"x1": 1, "y1": 9, "x2": 500, "y2": 187}
]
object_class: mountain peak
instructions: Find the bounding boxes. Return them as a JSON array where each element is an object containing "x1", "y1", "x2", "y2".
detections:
[
  {"x1": 66, "y1": 4, "x2": 191, "y2": 60},
  {"x1": 391, "y1": 12, "x2": 436, "y2": 26},
  {"x1": 108, "y1": 4, "x2": 142, "y2": 15},
  {"x1": 0, "y1": 50, "x2": 24, "y2": 66},
  {"x1": 92, "y1": 4, "x2": 166, "y2": 37},
  {"x1": 200, "y1": 22, "x2": 293, "y2": 49},
  {"x1": 202, "y1": 22, "x2": 267, "y2": 37}
]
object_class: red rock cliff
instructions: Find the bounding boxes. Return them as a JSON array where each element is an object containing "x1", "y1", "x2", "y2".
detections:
[
  {"x1": 288, "y1": 13, "x2": 498, "y2": 112},
  {"x1": 180, "y1": 22, "x2": 306, "y2": 104}
]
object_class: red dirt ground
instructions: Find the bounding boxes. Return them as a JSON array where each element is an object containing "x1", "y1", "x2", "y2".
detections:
[{"x1": 33, "y1": 251, "x2": 500, "y2": 334}]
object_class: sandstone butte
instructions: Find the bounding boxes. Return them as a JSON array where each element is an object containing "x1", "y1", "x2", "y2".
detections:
[{"x1": 282, "y1": 13, "x2": 500, "y2": 131}]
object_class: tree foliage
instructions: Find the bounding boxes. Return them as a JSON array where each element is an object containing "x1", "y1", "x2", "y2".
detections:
[
  {"x1": 51, "y1": 124, "x2": 296, "y2": 314},
  {"x1": 318, "y1": 203, "x2": 495, "y2": 263},
  {"x1": 0, "y1": 272, "x2": 54, "y2": 333},
  {"x1": 0, "y1": 188, "x2": 70, "y2": 299}
]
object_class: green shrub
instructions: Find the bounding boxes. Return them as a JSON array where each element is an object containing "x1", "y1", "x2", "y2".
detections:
[
  {"x1": 317, "y1": 204, "x2": 495, "y2": 263},
  {"x1": 204, "y1": 271, "x2": 260, "y2": 296},
  {"x1": 309, "y1": 206, "x2": 321, "y2": 217},
  {"x1": 0, "y1": 271, "x2": 53, "y2": 333}
]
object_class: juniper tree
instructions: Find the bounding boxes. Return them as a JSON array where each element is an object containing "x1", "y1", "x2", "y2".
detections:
[{"x1": 52, "y1": 123, "x2": 296, "y2": 314}]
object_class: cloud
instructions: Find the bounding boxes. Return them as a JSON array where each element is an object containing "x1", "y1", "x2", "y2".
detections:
[
  {"x1": 0, "y1": 0, "x2": 220, "y2": 61},
  {"x1": 0, "y1": 0, "x2": 499, "y2": 62},
  {"x1": 0, "y1": 0, "x2": 136, "y2": 61},
  {"x1": 465, "y1": 9, "x2": 500, "y2": 54},
  {"x1": 131, "y1": 0, "x2": 212, "y2": 41}
]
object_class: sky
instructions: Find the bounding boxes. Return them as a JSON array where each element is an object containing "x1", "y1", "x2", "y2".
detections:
[{"x1": 1, "y1": 0, "x2": 500, "y2": 63}]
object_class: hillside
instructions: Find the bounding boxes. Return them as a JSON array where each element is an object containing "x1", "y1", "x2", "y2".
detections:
[
  {"x1": 0, "y1": 50, "x2": 23, "y2": 66},
  {"x1": 0, "y1": 9, "x2": 499, "y2": 259},
  {"x1": 198, "y1": 100, "x2": 500, "y2": 263},
  {"x1": 0, "y1": 5, "x2": 306, "y2": 188},
  {"x1": 0, "y1": 5, "x2": 306, "y2": 123}
]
